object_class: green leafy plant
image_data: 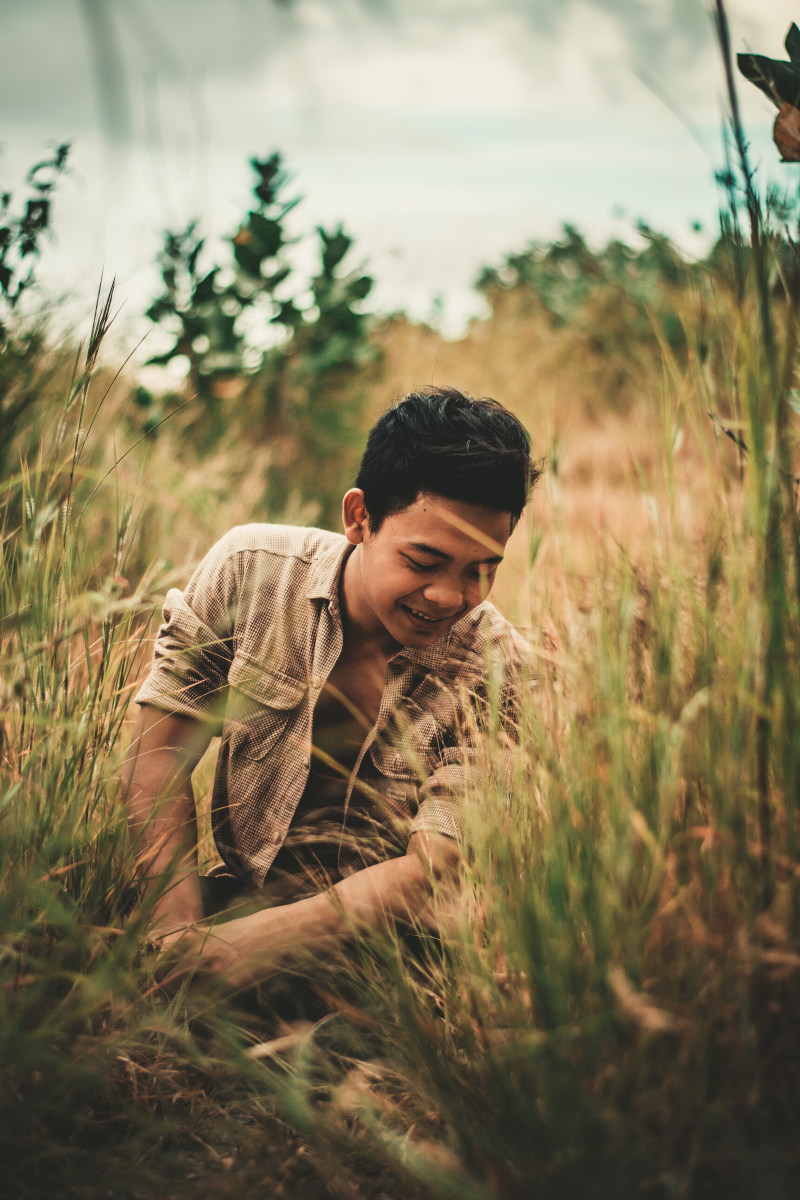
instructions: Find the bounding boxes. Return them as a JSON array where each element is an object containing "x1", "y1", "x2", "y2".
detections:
[
  {"x1": 256, "y1": 220, "x2": 377, "y2": 521},
  {"x1": 475, "y1": 221, "x2": 699, "y2": 414},
  {"x1": 0, "y1": 144, "x2": 70, "y2": 473},
  {"x1": 142, "y1": 152, "x2": 376, "y2": 522},
  {"x1": 477, "y1": 221, "x2": 686, "y2": 333},
  {"x1": 0, "y1": 143, "x2": 70, "y2": 338},
  {"x1": 144, "y1": 154, "x2": 300, "y2": 402}
]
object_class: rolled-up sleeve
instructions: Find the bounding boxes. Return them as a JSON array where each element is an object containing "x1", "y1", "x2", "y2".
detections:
[
  {"x1": 134, "y1": 535, "x2": 241, "y2": 727},
  {"x1": 410, "y1": 753, "x2": 468, "y2": 842}
]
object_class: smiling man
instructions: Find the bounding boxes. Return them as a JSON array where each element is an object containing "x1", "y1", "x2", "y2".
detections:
[{"x1": 123, "y1": 386, "x2": 539, "y2": 987}]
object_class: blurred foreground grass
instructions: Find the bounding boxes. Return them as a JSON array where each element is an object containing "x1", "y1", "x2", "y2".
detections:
[{"x1": 3, "y1": 98, "x2": 800, "y2": 1200}]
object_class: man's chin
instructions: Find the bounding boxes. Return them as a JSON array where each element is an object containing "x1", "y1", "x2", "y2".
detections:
[{"x1": 394, "y1": 605, "x2": 458, "y2": 646}]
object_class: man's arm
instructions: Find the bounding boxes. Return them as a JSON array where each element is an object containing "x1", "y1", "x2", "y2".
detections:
[
  {"x1": 121, "y1": 703, "x2": 215, "y2": 944},
  {"x1": 186, "y1": 829, "x2": 460, "y2": 991}
]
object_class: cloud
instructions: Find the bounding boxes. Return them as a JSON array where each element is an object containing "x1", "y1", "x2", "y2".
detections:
[
  {"x1": 1, "y1": 0, "x2": 793, "y2": 147},
  {"x1": 0, "y1": 0, "x2": 795, "y2": 335}
]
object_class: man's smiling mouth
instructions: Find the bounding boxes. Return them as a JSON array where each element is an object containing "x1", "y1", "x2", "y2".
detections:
[{"x1": 402, "y1": 604, "x2": 449, "y2": 624}]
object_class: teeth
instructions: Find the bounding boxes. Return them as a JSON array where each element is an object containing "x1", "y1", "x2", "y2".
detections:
[{"x1": 408, "y1": 607, "x2": 437, "y2": 622}]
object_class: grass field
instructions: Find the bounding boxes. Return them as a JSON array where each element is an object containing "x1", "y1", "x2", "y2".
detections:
[{"x1": 3, "y1": 26, "x2": 800, "y2": 1198}]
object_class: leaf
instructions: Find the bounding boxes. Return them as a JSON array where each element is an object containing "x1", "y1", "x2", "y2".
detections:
[
  {"x1": 132, "y1": 385, "x2": 154, "y2": 409},
  {"x1": 349, "y1": 274, "x2": 373, "y2": 301},
  {"x1": 192, "y1": 268, "x2": 218, "y2": 303},
  {"x1": 246, "y1": 211, "x2": 282, "y2": 258},
  {"x1": 271, "y1": 299, "x2": 304, "y2": 328},
  {"x1": 233, "y1": 240, "x2": 263, "y2": 279},
  {"x1": 319, "y1": 225, "x2": 351, "y2": 275},
  {"x1": 23, "y1": 197, "x2": 49, "y2": 233},
  {"x1": 250, "y1": 152, "x2": 282, "y2": 193},
  {"x1": 737, "y1": 53, "x2": 800, "y2": 109},
  {"x1": 787, "y1": 22, "x2": 800, "y2": 64},
  {"x1": 144, "y1": 299, "x2": 175, "y2": 323},
  {"x1": 251, "y1": 153, "x2": 293, "y2": 208},
  {"x1": 144, "y1": 345, "x2": 182, "y2": 367},
  {"x1": 187, "y1": 238, "x2": 205, "y2": 275}
]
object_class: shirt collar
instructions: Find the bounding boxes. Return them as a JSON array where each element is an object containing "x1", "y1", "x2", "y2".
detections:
[
  {"x1": 392, "y1": 607, "x2": 484, "y2": 672},
  {"x1": 305, "y1": 534, "x2": 353, "y2": 604}
]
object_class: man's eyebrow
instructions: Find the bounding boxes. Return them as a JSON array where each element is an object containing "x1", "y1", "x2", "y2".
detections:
[{"x1": 406, "y1": 541, "x2": 504, "y2": 565}]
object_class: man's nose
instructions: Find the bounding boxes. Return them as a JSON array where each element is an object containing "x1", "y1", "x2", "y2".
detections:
[{"x1": 422, "y1": 579, "x2": 463, "y2": 611}]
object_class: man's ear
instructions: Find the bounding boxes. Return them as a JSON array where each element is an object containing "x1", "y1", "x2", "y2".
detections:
[{"x1": 342, "y1": 488, "x2": 370, "y2": 545}]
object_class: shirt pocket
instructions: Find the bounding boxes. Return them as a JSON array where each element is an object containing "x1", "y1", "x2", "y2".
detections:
[
  {"x1": 225, "y1": 654, "x2": 307, "y2": 761},
  {"x1": 368, "y1": 738, "x2": 427, "y2": 832},
  {"x1": 370, "y1": 737, "x2": 423, "y2": 783},
  {"x1": 370, "y1": 710, "x2": 444, "y2": 780}
]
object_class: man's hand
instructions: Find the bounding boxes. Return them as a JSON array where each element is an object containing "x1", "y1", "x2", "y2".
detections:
[
  {"x1": 165, "y1": 832, "x2": 462, "y2": 994},
  {"x1": 406, "y1": 828, "x2": 462, "y2": 931},
  {"x1": 149, "y1": 923, "x2": 227, "y2": 996},
  {"x1": 407, "y1": 827, "x2": 461, "y2": 880}
]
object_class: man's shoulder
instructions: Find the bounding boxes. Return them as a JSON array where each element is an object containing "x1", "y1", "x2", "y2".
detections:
[
  {"x1": 192, "y1": 523, "x2": 350, "y2": 617},
  {"x1": 207, "y1": 522, "x2": 346, "y2": 564}
]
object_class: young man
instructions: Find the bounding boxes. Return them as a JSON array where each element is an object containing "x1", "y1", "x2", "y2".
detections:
[{"x1": 123, "y1": 386, "x2": 538, "y2": 987}]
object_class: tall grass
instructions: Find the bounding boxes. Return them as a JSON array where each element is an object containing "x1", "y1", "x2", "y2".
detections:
[
  {"x1": 0, "y1": 288, "x2": 158, "y2": 1183},
  {"x1": 3, "y1": 9, "x2": 800, "y2": 1197},
  {"x1": 0, "y1": 290, "x2": 308, "y2": 1198},
  {"x1": 249, "y1": 13, "x2": 800, "y2": 1199}
]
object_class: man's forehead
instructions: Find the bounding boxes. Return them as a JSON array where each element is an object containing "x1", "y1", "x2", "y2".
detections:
[
  {"x1": 404, "y1": 537, "x2": 504, "y2": 565},
  {"x1": 382, "y1": 492, "x2": 512, "y2": 555}
]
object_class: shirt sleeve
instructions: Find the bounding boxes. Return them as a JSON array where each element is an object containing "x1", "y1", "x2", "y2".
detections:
[
  {"x1": 410, "y1": 633, "x2": 536, "y2": 843},
  {"x1": 134, "y1": 533, "x2": 243, "y2": 727}
]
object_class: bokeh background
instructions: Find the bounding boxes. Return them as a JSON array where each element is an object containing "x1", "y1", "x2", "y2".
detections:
[{"x1": 2, "y1": 0, "x2": 796, "y2": 336}]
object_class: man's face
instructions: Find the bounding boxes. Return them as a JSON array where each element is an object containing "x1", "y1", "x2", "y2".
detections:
[{"x1": 343, "y1": 491, "x2": 513, "y2": 649}]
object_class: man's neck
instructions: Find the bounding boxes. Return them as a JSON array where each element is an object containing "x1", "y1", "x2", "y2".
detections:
[{"x1": 339, "y1": 546, "x2": 400, "y2": 661}]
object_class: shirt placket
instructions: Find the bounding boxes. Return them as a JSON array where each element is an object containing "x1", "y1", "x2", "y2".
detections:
[
  {"x1": 336, "y1": 656, "x2": 410, "y2": 870},
  {"x1": 310, "y1": 594, "x2": 345, "y2": 689},
  {"x1": 256, "y1": 596, "x2": 346, "y2": 875},
  {"x1": 296, "y1": 596, "x2": 344, "y2": 780}
]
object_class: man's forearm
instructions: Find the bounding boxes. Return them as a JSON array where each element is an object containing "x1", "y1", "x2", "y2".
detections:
[
  {"x1": 200, "y1": 852, "x2": 435, "y2": 988},
  {"x1": 126, "y1": 770, "x2": 204, "y2": 937},
  {"x1": 122, "y1": 706, "x2": 210, "y2": 936}
]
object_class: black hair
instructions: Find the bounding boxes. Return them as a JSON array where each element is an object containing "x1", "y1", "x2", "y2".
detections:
[{"x1": 354, "y1": 385, "x2": 539, "y2": 532}]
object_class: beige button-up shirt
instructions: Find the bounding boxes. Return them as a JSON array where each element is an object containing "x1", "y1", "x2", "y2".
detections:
[{"x1": 135, "y1": 524, "x2": 532, "y2": 887}]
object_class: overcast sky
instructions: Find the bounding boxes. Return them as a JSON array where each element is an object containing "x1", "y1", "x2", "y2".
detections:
[{"x1": 1, "y1": 0, "x2": 798, "y2": 341}]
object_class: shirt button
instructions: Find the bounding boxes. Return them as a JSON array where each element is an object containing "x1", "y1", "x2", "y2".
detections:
[{"x1": 302, "y1": 758, "x2": 310, "y2": 770}]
